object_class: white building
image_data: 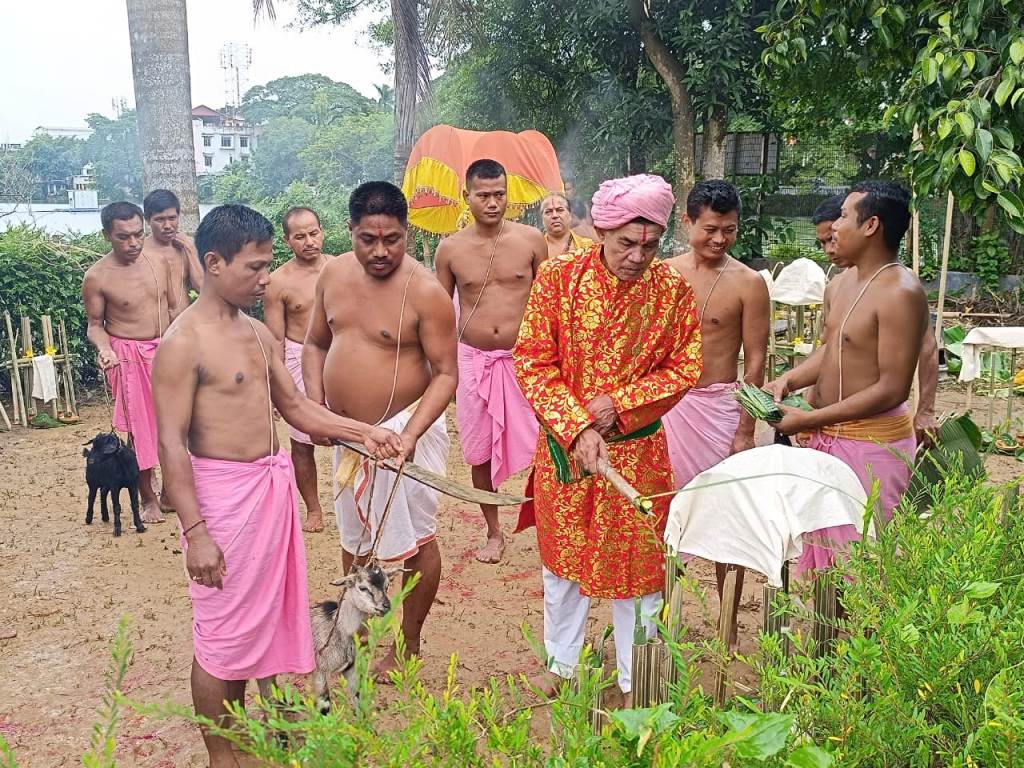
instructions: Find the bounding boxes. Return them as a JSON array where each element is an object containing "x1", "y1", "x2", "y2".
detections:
[
  {"x1": 34, "y1": 126, "x2": 93, "y2": 141},
  {"x1": 68, "y1": 163, "x2": 99, "y2": 210},
  {"x1": 191, "y1": 105, "x2": 257, "y2": 175}
]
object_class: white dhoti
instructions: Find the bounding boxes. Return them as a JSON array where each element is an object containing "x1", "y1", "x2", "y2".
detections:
[
  {"x1": 333, "y1": 406, "x2": 449, "y2": 562},
  {"x1": 542, "y1": 567, "x2": 661, "y2": 693}
]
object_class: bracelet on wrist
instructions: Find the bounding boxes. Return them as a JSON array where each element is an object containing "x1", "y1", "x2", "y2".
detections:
[{"x1": 182, "y1": 519, "x2": 206, "y2": 537}]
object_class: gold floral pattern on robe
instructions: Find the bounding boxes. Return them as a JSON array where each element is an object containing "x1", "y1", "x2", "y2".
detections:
[{"x1": 513, "y1": 245, "x2": 702, "y2": 598}]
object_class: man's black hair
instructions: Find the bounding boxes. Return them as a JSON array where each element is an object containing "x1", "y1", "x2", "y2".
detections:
[
  {"x1": 142, "y1": 189, "x2": 180, "y2": 219},
  {"x1": 101, "y1": 202, "x2": 144, "y2": 234},
  {"x1": 282, "y1": 206, "x2": 322, "y2": 236},
  {"x1": 812, "y1": 195, "x2": 845, "y2": 225},
  {"x1": 466, "y1": 159, "x2": 506, "y2": 188},
  {"x1": 849, "y1": 180, "x2": 911, "y2": 252},
  {"x1": 195, "y1": 204, "x2": 274, "y2": 270},
  {"x1": 686, "y1": 179, "x2": 742, "y2": 220},
  {"x1": 348, "y1": 182, "x2": 408, "y2": 227}
]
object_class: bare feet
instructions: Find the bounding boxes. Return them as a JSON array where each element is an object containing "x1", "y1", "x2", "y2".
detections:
[
  {"x1": 141, "y1": 499, "x2": 165, "y2": 524},
  {"x1": 475, "y1": 531, "x2": 505, "y2": 564},
  {"x1": 302, "y1": 510, "x2": 324, "y2": 533},
  {"x1": 527, "y1": 670, "x2": 565, "y2": 698}
]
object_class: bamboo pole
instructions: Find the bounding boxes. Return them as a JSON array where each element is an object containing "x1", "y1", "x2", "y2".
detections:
[
  {"x1": 58, "y1": 319, "x2": 77, "y2": 416},
  {"x1": 911, "y1": 126, "x2": 922, "y2": 276},
  {"x1": 934, "y1": 191, "x2": 954, "y2": 348},
  {"x1": 19, "y1": 316, "x2": 35, "y2": 418},
  {"x1": 812, "y1": 571, "x2": 838, "y2": 659},
  {"x1": 40, "y1": 316, "x2": 59, "y2": 418},
  {"x1": 4, "y1": 312, "x2": 26, "y2": 426},
  {"x1": 713, "y1": 569, "x2": 738, "y2": 707},
  {"x1": 0, "y1": 398, "x2": 10, "y2": 431}
]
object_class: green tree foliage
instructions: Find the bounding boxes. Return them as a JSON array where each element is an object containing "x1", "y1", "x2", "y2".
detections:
[
  {"x1": 760, "y1": 0, "x2": 1024, "y2": 233},
  {"x1": 249, "y1": 116, "x2": 315, "y2": 198},
  {"x1": 14, "y1": 135, "x2": 86, "y2": 199},
  {"x1": 240, "y1": 73, "x2": 374, "y2": 125},
  {"x1": 82, "y1": 111, "x2": 143, "y2": 202},
  {"x1": 301, "y1": 110, "x2": 395, "y2": 189}
]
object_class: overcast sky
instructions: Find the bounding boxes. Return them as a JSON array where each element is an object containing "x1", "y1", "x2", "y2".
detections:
[{"x1": 0, "y1": 0, "x2": 388, "y2": 143}]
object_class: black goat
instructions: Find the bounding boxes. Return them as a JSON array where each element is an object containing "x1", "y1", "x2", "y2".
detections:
[{"x1": 83, "y1": 432, "x2": 145, "y2": 537}]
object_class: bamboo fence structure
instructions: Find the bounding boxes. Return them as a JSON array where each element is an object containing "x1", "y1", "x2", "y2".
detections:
[{"x1": 1, "y1": 312, "x2": 78, "y2": 427}]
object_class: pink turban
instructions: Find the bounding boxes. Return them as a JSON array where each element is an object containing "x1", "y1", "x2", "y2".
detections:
[{"x1": 590, "y1": 174, "x2": 675, "y2": 231}]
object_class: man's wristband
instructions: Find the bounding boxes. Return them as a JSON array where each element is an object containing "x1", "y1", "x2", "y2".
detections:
[{"x1": 182, "y1": 519, "x2": 206, "y2": 537}]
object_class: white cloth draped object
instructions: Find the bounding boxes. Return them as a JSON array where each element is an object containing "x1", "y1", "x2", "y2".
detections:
[
  {"x1": 770, "y1": 258, "x2": 826, "y2": 306},
  {"x1": 30, "y1": 354, "x2": 58, "y2": 402},
  {"x1": 664, "y1": 445, "x2": 871, "y2": 587},
  {"x1": 957, "y1": 326, "x2": 1024, "y2": 382}
]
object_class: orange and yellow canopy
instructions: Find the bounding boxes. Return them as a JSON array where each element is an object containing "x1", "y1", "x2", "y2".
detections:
[{"x1": 401, "y1": 125, "x2": 563, "y2": 234}]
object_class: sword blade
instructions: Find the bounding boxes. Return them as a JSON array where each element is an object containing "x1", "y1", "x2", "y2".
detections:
[{"x1": 333, "y1": 440, "x2": 530, "y2": 506}]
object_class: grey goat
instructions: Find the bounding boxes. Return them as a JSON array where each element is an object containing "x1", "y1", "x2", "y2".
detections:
[{"x1": 310, "y1": 562, "x2": 400, "y2": 713}]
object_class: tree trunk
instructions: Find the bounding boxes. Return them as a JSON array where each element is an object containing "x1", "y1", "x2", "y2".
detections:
[
  {"x1": 126, "y1": 0, "x2": 200, "y2": 233},
  {"x1": 702, "y1": 105, "x2": 728, "y2": 179},
  {"x1": 391, "y1": 0, "x2": 426, "y2": 186},
  {"x1": 628, "y1": 0, "x2": 695, "y2": 248}
]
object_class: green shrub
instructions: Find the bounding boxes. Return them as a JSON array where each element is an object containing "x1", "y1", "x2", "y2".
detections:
[{"x1": 0, "y1": 225, "x2": 107, "y2": 385}]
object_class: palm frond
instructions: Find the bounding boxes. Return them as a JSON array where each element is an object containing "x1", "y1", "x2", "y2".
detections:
[{"x1": 251, "y1": 0, "x2": 276, "y2": 22}]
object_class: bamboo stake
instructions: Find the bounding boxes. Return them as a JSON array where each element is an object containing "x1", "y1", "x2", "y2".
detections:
[
  {"x1": 58, "y1": 319, "x2": 77, "y2": 416},
  {"x1": 40, "y1": 316, "x2": 59, "y2": 418},
  {"x1": 934, "y1": 191, "x2": 954, "y2": 349},
  {"x1": 812, "y1": 571, "x2": 838, "y2": 659},
  {"x1": 713, "y1": 569, "x2": 738, "y2": 707},
  {"x1": 0, "y1": 398, "x2": 10, "y2": 431},
  {"x1": 4, "y1": 312, "x2": 26, "y2": 426},
  {"x1": 911, "y1": 126, "x2": 922, "y2": 276},
  {"x1": 19, "y1": 316, "x2": 35, "y2": 418}
]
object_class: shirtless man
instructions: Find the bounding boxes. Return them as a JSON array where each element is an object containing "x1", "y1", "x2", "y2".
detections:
[
  {"x1": 264, "y1": 207, "x2": 332, "y2": 532},
  {"x1": 304, "y1": 181, "x2": 457, "y2": 677},
  {"x1": 83, "y1": 201, "x2": 177, "y2": 524},
  {"x1": 434, "y1": 159, "x2": 547, "y2": 563},
  {"x1": 143, "y1": 189, "x2": 203, "y2": 308},
  {"x1": 769, "y1": 181, "x2": 927, "y2": 575},
  {"x1": 812, "y1": 195, "x2": 939, "y2": 444},
  {"x1": 153, "y1": 204, "x2": 401, "y2": 768},
  {"x1": 662, "y1": 180, "x2": 770, "y2": 647},
  {"x1": 541, "y1": 193, "x2": 594, "y2": 258}
]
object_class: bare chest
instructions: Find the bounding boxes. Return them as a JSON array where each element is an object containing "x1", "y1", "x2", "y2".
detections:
[
  {"x1": 823, "y1": 289, "x2": 879, "y2": 350},
  {"x1": 102, "y1": 267, "x2": 161, "y2": 311},
  {"x1": 325, "y1": 286, "x2": 420, "y2": 351},
  {"x1": 197, "y1": 336, "x2": 270, "y2": 397},
  {"x1": 452, "y1": 250, "x2": 533, "y2": 294},
  {"x1": 282, "y1": 273, "x2": 319, "y2": 315}
]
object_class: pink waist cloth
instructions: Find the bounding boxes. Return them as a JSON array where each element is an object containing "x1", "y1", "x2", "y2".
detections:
[
  {"x1": 796, "y1": 402, "x2": 917, "y2": 575},
  {"x1": 283, "y1": 337, "x2": 312, "y2": 445},
  {"x1": 456, "y1": 343, "x2": 539, "y2": 488},
  {"x1": 184, "y1": 449, "x2": 314, "y2": 680},
  {"x1": 105, "y1": 336, "x2": 160, "y2": 471},
  {"x1": 662, "y1": 381, "x2": 741, "y2": 488}
]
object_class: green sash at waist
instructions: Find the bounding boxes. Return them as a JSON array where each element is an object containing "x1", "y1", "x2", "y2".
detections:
[{"x1": 546, "y1": 419, "x2": 663, "y2": 484}]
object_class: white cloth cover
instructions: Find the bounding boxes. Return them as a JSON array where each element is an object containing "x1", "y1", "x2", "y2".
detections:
[
  {"x1": 758, "y1": 269, "x2": 775, "y2": 295},
  {"x1": 665, "y1": 445, "x2": 871, "y2": 587},
  {"x1": 958, "y1": 326, "x2": 1024, "y2": 382},
  {"x1": 770, "y1": 258, "x2": 826, "y2": 306},
  {"x1": 30, "y1": 354, "x2": 58, "y2": 402}
]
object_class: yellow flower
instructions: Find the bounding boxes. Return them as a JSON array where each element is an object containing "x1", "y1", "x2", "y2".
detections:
[
  {"x1": 974, "y1": 678, "x2": 982, "y2": 694},
  {"x1": 45, "y1": 346, "x2": 57, "y2": 356}
]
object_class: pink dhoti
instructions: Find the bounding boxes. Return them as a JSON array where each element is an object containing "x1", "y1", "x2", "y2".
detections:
[
  {"x1": 185, "y1": 449, "x2": 314, "y2": 680},
  {"x1": 283, "y1": 337, "x2": 312, "y2": 445},
  {"x1": 456, "y1": 343, "x2": 538, "y2": 488},
  {"x1": 106, "y1": 335, "x2": 160, "y2": 471},
  {"x1": 662, "y1": 382, "x2": 741, "y2": 487},
  {"x1": 796, "y1": 403, "x2": 917, "y2": 575}
]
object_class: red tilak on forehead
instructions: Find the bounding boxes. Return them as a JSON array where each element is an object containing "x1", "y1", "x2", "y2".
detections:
[
  {"x1": 377, "y1": 227, "x2": 384, "y2": 238},
  {"x1": 641, "y1": 223, "x2": 648, "y2": 245}
]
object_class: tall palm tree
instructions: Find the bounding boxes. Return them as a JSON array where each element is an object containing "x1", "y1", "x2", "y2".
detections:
[{"x1": 125, "y1": 0, "x2": 200, "y2": 231}]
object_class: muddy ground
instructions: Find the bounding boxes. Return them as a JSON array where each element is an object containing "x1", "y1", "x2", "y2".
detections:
[{"x1": 0, "y1": 386, "x2": 1019, "y2": 766}]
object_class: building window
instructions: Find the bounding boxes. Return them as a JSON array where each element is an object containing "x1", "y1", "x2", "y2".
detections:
[
  {"x1": 202, "y1": 135, "x2": 212, "y2": 147},
  {"x1": 203, "y1": 154, "x2": 213, "y2": 168},
  {"x1": 221, "y1": 135, "x2": 232, "y2": 148},
  {"x1": 239, "y1": 136, "x2": 249, "y2": 149}
]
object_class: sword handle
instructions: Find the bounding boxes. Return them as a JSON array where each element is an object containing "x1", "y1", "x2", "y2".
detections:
[{"x1": 596, "y1": 458, "x2": 651, "y2": 514}]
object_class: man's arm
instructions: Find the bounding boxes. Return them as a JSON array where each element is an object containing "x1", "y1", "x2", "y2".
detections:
[
  {"x1": 777, "y1": 285, "x2": 927, "y2": 433},
  {"x1": 513, "y1": 262, "x2": 594, "y2": 448},
  {"x1": 153, "y1": 329, "x2": 226, "y2": 589},
  {"x1": 82, "y1": 270, "x2": 117, "y2": 370},
  {"x1": 397, "y1": 279, "x2": 458, "y2": 451},
  {"x1": 732, "y1": 275, "x2": 770, "y2": 452},
  {"x1": 263, "y1": 277, "x2": 287, "y2": 356},
  {"x1": 529, "y1": 227, "x2": 548, "y2": 272},
  {"x1": 173, "y1": 233, "x2": 204, "y2": 293},
  {"x1": 433, "y1": 239, "x2": 456, "y2": 298},
  {"x1": 914, "y1": 327, "x2": 939, "y2": 442},
  {"x1": 302, "y1": 264, "x2": 333, "y2": 405},
  {"x1": 606, "y1": 286, "x2": 703, "y2": 434}
]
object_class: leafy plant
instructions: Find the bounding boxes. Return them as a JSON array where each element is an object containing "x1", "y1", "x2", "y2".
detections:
[{"x1": 966, "y1": 231, "x2": 1012, "y2": 292}]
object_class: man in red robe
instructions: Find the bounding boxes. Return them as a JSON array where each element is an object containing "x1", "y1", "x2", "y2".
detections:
[{"x1": 514, "y1": 174, "x2": 702, "y2": 702}]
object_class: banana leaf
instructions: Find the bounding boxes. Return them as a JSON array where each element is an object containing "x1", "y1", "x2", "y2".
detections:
[{"x1": 904, "y1": 413, "x2": 985, "y2": 512}]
